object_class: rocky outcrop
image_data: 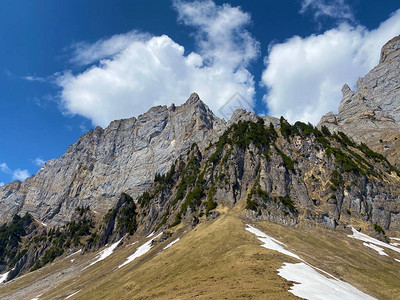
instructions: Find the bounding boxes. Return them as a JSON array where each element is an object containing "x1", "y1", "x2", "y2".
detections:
[
  {"x1": 134, "y1": 120, "x2": 400, "y2": 237},
  {"x1": 0, "y1": 93, "x2": 226, "y2": 226},
  {"x1": 318, "y1": 35, "x2": 400, "y2": 165}
]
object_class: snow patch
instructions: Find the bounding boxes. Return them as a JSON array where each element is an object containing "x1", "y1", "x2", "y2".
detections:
[
  {"x1": 66, "y1": 249, "x2": 81, "y2": 258},
  {"x1": 246, "y1": 224, "x2": 376, "y2": 300},
  {"x1": 395, "y1": 259, "x2": 400, "y2": 263},
  {"x1": 41, "y1": 222, "x2": 47, "y2": 227},
  {"x1": 86, "y1": 238, "x2": 122, "y2": 268},
  {"x1": 146, "y1": 232, "x2": 155, "y2": 238},
  {"x1": 0, "y1": 271, "x2": 9, "y2": 283},
  {"x1": 348, "y1": 226, "x2": 400, "y2": 255},
  {"x1": 278, "y1": 262, "x2": 376, "y2": 300},
  {"x1": 119, "y1": 233, "x2": 162, "y2": 268},
  {"x1": 390, "y1": 237, "x2": 400, "y2": 241},
  {"x1": 245, "y1": 224, "x2": 301, "y2": 260},
  {"x1": 163, "y1": 238, "x2": 180, "y2": 250},
  {"x1": 65, "y1": 290, "x2": 80, "y2": 299},
  {"x1": 70, "y1": 259, "x2": 75, "y2": 263},
  {"x1": 363, "y1": 243, "x2": 388, "y2": 256}
]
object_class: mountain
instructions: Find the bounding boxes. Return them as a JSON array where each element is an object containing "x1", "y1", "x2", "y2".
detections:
[
  {"x1": 318, "y1": 35, "x2": 400, "y2": 166},
  {"x1": 1, "y1": 36, "x2": 400, "y2": 299},
  {"x1": 0, "y1": 93, "x2": 225, "y2": 226}
]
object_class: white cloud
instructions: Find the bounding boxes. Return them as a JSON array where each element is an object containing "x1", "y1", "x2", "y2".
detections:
[
  {"x1": 0, "y1": 182, "x2": 4, "y2": 187},
  {"x1": 57, "y1": 0, "x2": 259, "y2": 127},
  {"x1": 173, "y1": 0, "x2": 259, "y2": 68},
  {"x1": 23, "y1": 75, "x2": 47, "y2": 82},
  {"x1": 12, "y1": 169, "x2": 30, "y2": 181},
  {"x1": 300, "y1": 0, "x2": 354, "y2": 22},
  {"x1": 262, "y1": 9, "x2": 400, "y2": 124},
  {"x1": 68, "y1": 31, "x2": 150, "y2": 66},
  {"x1": 33, "y1": 158, "x2": 46, "y2": 167},
  {"x1": 0, "y1": 163, "x2": 11, "y2": 174},
  {"x1": 1, "y1": 162, "x2": 30, "y2": 182}
]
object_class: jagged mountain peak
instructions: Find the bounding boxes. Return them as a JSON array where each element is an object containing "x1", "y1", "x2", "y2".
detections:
[
  {"x1": 379, "y1": 34, "x2": 400, "y2": 64},
  {"x1": 0, "y1": 92, "x2": 226, "y2": 227},
  {"x1": 318, "y1": 35, "x2": 400, "y2": 165},
  {"x1": 185, "y1": 92, "x2": 201, "y2": 104}
]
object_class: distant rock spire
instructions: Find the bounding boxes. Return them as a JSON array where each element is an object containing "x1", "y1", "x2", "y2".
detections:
[
  {"x1": 186, "y1": 92, "x2": 200, "y2": 105},
  {"x1": 379, "y1": 35, "x2": 400, "y2": 64}
]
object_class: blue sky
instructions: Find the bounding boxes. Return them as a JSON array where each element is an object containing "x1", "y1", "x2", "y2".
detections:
[{"x1": 0, "y1": 0, "x2": 399, "y2": 185}]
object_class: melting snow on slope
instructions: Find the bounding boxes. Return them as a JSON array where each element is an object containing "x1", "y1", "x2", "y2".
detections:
[
  {"x1": 246, "y1": 224, "x2": 376, "y2": 300},
  {"x1": 278, "y1": 262, "x2": 376, "y2": 300},
  {"x1": 66, "y1": 249, "x2": 81, "y2": 258},
  {"x1": 0, "y1": 271, "x2": 9, "y2": 283},
  {"x1": 163, "y1": 238, "x2": 180, "y2": 250},
  {"x1": 119, "y1": 233, "x2": 162, "y2": 268},
  {"x1": 86, "y1": 238, "x2": 123, "y2": 268},
  {"x1": 65, "y1": 290, "x2": 80, "y2": 299},
  {"x1": 348, "y1": 226, "x2": 400, "y2": 256},
  {"x1": 390, "y1": 237, "x2": 400, "y2": 246},
  {"x1": 363, "y1": 243, "x2": 388, "y2": 256},
  {"x1": 245, "y1": 225, "x2": 301, "y2": 260}
]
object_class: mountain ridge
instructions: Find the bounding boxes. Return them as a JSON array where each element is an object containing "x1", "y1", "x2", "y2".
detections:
[
  {"x1": 0, "y1": 93, "x2": 226, "y2": 226},
  {"x1": 318, "y1": 34, "x2": 400, "y2": 166},
  {"x1": 1, "y1": 36, "x2": 400, "y2": 293}
]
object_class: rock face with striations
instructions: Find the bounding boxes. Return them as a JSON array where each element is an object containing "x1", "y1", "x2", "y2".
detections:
[
  {"x1": 0, "y1": 93, "x2": 226, "y2": 226},
  {"x1": 318, "y1": 35, "x2": 400, "y2": 165}
]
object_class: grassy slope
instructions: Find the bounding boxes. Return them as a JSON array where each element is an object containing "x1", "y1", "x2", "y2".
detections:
[
  {"x1": 1, "y1": 201, "x2": 400, "y2": 299},
  {"x1": 253, "y1": 221, "x2": 400, "y2": 300},
  {"x1": 42, "y1": 213, "x2": 297, "y2": 300}
]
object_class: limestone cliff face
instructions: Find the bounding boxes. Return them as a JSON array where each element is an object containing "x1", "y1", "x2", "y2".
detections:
[
  {"x1": 0, "y1": 93, "x2": 226, "y2": 226},
  {"x1": 318, "y1": 35, "x2": 400, "y2": 165}
]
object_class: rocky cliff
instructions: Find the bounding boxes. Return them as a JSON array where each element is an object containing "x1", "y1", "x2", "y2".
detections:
[
  {"x1": 0, "y1": 93, "x2": 226, "y2": 226},
  {"x1": 137, "y1": 119, "x2": 400, "y2": 235},
  {"x1": 318, "y1": 35, "x2": 400, "y2": 165}
]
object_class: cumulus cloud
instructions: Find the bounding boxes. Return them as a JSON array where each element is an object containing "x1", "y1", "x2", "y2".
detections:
[
  {"x1": 262, "y1": 9, "x2": 400, "y2": 124},
  {"x1": 57, "y1": 0, "x2": 259, "y2": 127},
  {"x1": 300, "y1": 0, "x2": 354, "y2": 22},
  {"x1": 0, "y1": 163, "x2": 11, "y2": 174},
  {"x1": 33, "y1": 158, "x2": 46, "y2": 167},
  {"x1": 12, "y1": 169, "x2": 30, "y2": 181},
  {"x1": 0, "y1": 162, "x2": 30, "y2": 182},
  {"x1": 68, "y1": 31, "x2": 150, "y2": 66},
  {"x1": 173, "y1": 0, "x2": 259, "y2": 68}
]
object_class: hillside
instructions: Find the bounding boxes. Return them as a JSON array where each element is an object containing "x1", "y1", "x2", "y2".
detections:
[
  {"x1": 1, "y1": 208, "x2": 399, "y2": 299},
  {"x1": 1, "y1": 35, "x2": 400, "y2": 299}
]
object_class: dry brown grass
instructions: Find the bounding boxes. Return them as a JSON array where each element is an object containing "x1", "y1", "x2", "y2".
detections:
[
  {"x1": 1, "y1": 201, "x2": 399, "y2": 299},
  {"x1": 42, "y1": 215, "x2": 297, "y2": 299}
]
